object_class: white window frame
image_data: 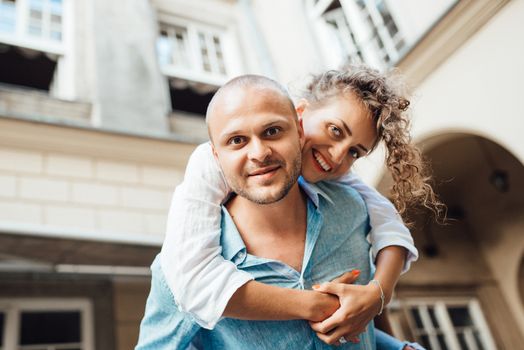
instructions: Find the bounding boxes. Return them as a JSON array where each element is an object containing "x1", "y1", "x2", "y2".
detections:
[
  {"x1": 0, "y1": 0, "x2": 75, "y2": 100},
  {"x1": 0, "y1": 298, "x2": 94, "y2": 350},
  {"x1": 0, "y1": 0, "x2": 69, "y2": 55},
  {"x1": 401, "y1": 297, "x2": 497, "y2": 350},
  {"x1": 156, "y1": 13, "x2": 239, "y2": 87},
  {"x1": 305, "y1": 0, "x2": 405, "y2": 70}
]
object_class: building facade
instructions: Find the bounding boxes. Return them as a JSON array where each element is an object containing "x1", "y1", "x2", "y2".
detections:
[{"x1": 0, "y1": 0, "x2": 522, "y2": 349}]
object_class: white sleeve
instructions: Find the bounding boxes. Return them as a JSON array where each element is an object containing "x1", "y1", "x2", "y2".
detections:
[
  {"x1": 337, "y1": 172, "x2": 418, "y2": 273},
  {"x1": 160, "y1": 142, "x2": 254, "y2": 330}
]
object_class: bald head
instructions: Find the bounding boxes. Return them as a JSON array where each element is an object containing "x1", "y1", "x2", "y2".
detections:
[{"x1": 206, "y1": 75, "x2": 297, "y2": 142}]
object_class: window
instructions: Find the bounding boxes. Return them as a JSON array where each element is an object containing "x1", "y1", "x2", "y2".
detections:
[
  {"x1": 0, "y1": 0, "x2": 70, "y2": 94},
  {"x1": 403, "y1": 299, "x2": 497, "y2": 350},
  {"x1": 322, "y1": 6, "x2": 363, "y2": 64},
  {"x1": 20, "y1": 311, "x2": 81, "y2": 349},
  {"x1": 0, "y1": 299, "x2": 93, "y2": 350},
  {"x1": 156, "y1": 14, "x2": 241, "y2": 132},
  {"x1": 306, "y1": 0, "x2": 405, "y2": 70},
  {"x1": 0, "y1": 0, "x2": 65, "y2": 53},
  {"x1": 156, "y1": 17, "x2": 231, "y2": 86}
]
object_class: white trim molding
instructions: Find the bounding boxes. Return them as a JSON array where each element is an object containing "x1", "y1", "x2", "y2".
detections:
[{"x1": 397, "y1": 0, "x2": 510, "y2": 88}]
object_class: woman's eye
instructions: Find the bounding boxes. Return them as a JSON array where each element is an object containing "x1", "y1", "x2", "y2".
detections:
[
  {"x1": 329, "y1": 125, "x2": 342, "y2": 137},
  {"x1": 349, "y1": 148, "x2": 360, "y2": 159},
  {"x1": 265, "y1": 127, "x2": 281, "y2": 137},
  {"x1": 228, "y1": 136, "x2": 245, "y2": 145}
]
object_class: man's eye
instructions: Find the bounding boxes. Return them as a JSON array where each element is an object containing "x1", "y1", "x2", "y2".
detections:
[
  {"x1": 329, "y1": 125, "x2": 342, "y2": 137},
  {"x1": 228, "y1": 136, "x2": 245, "y2": 145},
  {"x1": 349, "y1": 148, "x2": 360, "y2": 159},
  {"x1": 265, "y1": 127, "x2": 281, "y2": 137}
]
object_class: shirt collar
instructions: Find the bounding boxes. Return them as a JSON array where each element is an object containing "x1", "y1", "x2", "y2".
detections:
[
  {"x1": 220, "y1": 178, "x2": 333, "y2": 262},
  {"x1": 298, "y1": 176, "x2": 334, "y2": 208}
]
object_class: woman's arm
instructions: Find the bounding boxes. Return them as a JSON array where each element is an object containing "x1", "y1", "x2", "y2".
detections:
[
  {"x1": 160, "y1": 142, "x2": 254, "y2": 329},
  {"x1": 338, "y1": 172, "x2": 418, "y2": 272},
  {"x1": 309, "y1": 173, "x2": 415, "y2": 344},
  {"x1": 224, "y1": 281, "x2": 338, "y2": 321}
]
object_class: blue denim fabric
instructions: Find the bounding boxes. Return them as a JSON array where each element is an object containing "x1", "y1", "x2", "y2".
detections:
[
  {"x1": 375, "y1": 329, "x2": 426, "y2": 350},
  {"x1": 137, "y1": 180, "x2": 377, "y2": 350}
]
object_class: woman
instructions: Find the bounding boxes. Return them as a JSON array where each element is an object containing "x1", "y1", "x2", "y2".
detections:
[{"x1": 160, "y1": 65, "x2": 443, "y2": 348}]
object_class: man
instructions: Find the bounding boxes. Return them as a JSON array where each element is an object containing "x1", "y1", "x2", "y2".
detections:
[{"x1": 136, "y1": 75, "x2": 377, "y2": 349}]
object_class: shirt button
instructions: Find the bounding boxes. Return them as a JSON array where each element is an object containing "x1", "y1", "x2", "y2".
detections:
[{"x1": 237, "y1": 251, "x2": 245, "y2": 259}]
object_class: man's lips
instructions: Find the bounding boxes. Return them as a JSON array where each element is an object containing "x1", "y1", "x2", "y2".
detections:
[{"x1": 248, "y1": 164, "x2": 281, "y2": 176}]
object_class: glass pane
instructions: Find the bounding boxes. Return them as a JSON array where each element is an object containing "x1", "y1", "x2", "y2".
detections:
[
  {"x1": 51, "y1": 14, "x2": 61, "y2": 25},
  {"x1": 428, "y1": 307, "x2": 440, "y2": 328},
  {"x1": 474, "y1": 331, "x2": 485, "y2": 350},
  {"x1": 448, "y1": 307, "x2": 473, "y2": 327},
  {"x1": 410, "y1": 308, "x2": 424, "y2": 329},
  {"x1": 0, "y1": 312, "x2": 4, "y2": 346},
  {"x1": 457, "y1": 332, "x2": 468, "y2": 349},
  {"x1": 50, "y1": 0, "x2": 62, "y2": 14},
  {"x1": 419, "y1": 335, "x2": 431, "y2": 349},
  {"x1": 28, "y1": 24, "x2": 42, "y2": 36},
  {"x1": 29, "y1": 0, "x2": 43, "y2": 11},
  {"x1": 157, "y1": 24, "x2": 189, "y2": 69},
  {"x1": 50, "y1": 30, "x2": 61, "y2": 40},
  {"x1": 0, "y1": 0, "x2": 17, "y2": 33},
  {"x1": 20, "y1": 311, "x2": 81, "y2": 345},
  {"x1": 437, "y1": 334, "x2": 449, "y2": 350},
  {"x1": 30, "y1": 9, "x2": 42, "y2": 20}
]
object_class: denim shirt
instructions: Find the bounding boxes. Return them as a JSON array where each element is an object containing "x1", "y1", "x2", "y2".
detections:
[{"x1": 137, "y1": 179, "x2": 376, "y2": 350}]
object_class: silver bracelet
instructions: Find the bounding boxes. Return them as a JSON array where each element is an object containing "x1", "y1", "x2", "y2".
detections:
[{"x1": 369, "y1": 279, "x2": 385, "y2": 316}]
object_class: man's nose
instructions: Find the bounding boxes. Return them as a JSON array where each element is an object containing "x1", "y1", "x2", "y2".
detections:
[{"x1": 248, "y1": 139, "x2": 272, "y2": 162}]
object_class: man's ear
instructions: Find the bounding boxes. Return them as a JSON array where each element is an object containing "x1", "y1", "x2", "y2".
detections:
[{"x1": 295, "y1": 99, "x2": 309, "y2": 121}]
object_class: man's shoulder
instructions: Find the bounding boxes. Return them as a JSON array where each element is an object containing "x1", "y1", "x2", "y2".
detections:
[{"x1": 314, "y1": 180, "x2": 367, "y2": 214}]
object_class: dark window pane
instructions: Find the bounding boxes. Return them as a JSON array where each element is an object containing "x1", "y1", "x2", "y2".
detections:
[
  {"x1": 428, "y1": 307, "x2": 440, "y2": 328},
  {"x1": 0, "y1": 312, "x2": 4, "y2": 346},
  {"x1": 20, "y1": 311, "x2": 81, "y2": 345},
  {"x1": 410, "y1": 308, "x2": 423, "y2": 329},
  {"x1": 437, "y1": 334, "x2": 448, "y2": 350},
  {"x1": 474, "y1": 331, "x2": 485, "y2": 350},
  {"x1": 0, "y1": 44, "x2": 57, "y2": 91},
  {"x1": 448, "y1": 307, "x2": 473, "y2": 327},
  {"x1": 169, "y1": 82, "x2": 215, "y2": 116},
  {"x1": 419, "y1": 335, "x2": 431, "y2": 349},
  {"x1": 457, "y1": 332, "x2": 468, "y2": 349}
]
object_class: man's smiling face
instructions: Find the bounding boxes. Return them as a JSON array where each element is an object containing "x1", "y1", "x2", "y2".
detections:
[{"x1": 208, "y1": 86, "x2": 304, "y2": 204}]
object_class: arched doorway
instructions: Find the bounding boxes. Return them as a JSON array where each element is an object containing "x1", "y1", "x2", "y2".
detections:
[{"x1": 384, "y1": 133, "x2": 524, "y2": 349}]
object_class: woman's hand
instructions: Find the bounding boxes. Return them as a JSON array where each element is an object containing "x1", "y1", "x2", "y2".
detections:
[
  {"x1": 309, "y1": 279, "x2": 382, "y2": 346},
  {"x1": 304, "y1": 270, "x2": 360, "y2": 322}
]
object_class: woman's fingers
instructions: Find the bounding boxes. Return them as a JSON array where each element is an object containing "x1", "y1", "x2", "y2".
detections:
[
  {"x1": 312, "y1": 281, "x2": 346, "y2": 296},
  {"x1": 330, "y1": 269, "x2": 360, "y2": 284},
  {"x1": 314, "y1": 325, "x2": 364, "y2": 346}
]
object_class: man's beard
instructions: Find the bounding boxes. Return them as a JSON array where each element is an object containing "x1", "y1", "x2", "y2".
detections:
[{"x1": 229, "y1": 154, "x2": 302, "y2": 205}]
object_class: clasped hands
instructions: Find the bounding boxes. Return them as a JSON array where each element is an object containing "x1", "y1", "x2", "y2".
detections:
[{"x1": 307, "y1": 270, "x2": 383, "y2": 346}]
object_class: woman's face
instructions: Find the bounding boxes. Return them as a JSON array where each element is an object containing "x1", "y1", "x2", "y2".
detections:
[{"x1": 299, "y1": 93, "x2": 378, "y2": 183}]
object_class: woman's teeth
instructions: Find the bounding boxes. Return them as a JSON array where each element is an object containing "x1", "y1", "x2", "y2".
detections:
[{"x1": 313, "y1": 150, "x2": 331, "y2": 172}]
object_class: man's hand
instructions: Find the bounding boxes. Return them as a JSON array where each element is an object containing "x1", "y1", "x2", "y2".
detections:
[{"x1": 309, "y1": 273, "x2": 382, "y2": 346}]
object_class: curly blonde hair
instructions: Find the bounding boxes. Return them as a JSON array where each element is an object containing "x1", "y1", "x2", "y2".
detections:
[{"x1": 303, "y1": 65, "x2": 445, "y2": 222}]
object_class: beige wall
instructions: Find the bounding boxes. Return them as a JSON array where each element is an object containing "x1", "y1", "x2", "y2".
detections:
[
  {"x1": 0, "y1": 118, "x2": 195, "y2": 244},
  {"x1": 407, "y1": 0, "x2": 524, "y2": 334},
  {"x1": 411, "y1": 0, "x2": 524, "y2": 164},
  {"x1": 113, "y1": 279, "x2": 150, "y2": 350}
]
